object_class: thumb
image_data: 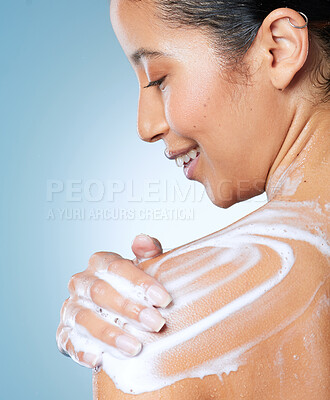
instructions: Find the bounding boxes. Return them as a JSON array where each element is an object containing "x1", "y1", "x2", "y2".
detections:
[{"x1": 132, "y1": 234, "x2": 163, "y2": 266}]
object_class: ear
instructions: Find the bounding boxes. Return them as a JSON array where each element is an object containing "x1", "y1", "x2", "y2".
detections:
[{"x1": 258, "y1": 8, "x2": 309, "y2": 90}]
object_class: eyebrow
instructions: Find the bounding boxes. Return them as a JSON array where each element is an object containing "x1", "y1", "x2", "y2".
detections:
[{"x1": 130, "y1": 48, "x2": 171, "y2": 65}]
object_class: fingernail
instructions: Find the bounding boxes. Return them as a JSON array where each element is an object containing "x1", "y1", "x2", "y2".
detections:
[
  {"x1": 136, "y1": 234, "x2": 152, "y2": 244},
  {"x1": 146, "y1": 285, "x2": 172, "y2": 308},
  {"x1": 131, "y1": 234, "x2": 150, "y2": 249},
  {"x1": 139, "y1": 307, "x2": 166, "y2": 332},
  {"x1": 116, "y1": 335, "x2": 142, "y2": 356}
]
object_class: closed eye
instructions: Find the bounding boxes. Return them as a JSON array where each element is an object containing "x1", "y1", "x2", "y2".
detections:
[{"x1": 143, "y1": 76, "x2": 166, "y2": 89}]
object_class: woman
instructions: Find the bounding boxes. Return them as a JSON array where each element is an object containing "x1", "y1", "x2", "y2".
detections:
[{"x1": 56, "y1": 0, "x2": 329, "y2": 398}]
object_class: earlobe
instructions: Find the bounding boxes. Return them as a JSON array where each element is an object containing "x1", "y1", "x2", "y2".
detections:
[{"x1": 260, "y1": 8, "x2": 309, "y2": 91}]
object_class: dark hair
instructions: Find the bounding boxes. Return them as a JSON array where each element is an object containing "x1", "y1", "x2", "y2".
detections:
[{"x1": 140, "y1": 0, "x2": 330, "y2": 100}]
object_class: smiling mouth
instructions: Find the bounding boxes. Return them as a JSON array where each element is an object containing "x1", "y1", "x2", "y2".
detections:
[{"x1": 175, "y1": 147, "x2": 200, "y2": 167}]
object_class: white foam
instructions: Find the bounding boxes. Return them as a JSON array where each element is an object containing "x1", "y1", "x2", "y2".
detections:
[{"x1": 67, "y1": 200, "x2": 329, "y2": 393}]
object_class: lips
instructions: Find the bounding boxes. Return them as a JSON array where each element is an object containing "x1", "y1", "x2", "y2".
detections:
[
  {"x1": 165, "y1": 145, "x2": 200, "y2": 179},
  {"x1": 183, "y1": 152, "x2": 200, "y2": 179}
]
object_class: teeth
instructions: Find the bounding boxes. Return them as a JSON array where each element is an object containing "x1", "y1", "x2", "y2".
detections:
[
  {"x1": 188, "y1": 149, "x2": 197, "y2": 159},
  {"x1": 175, "y1": 156, "x2": 184, "y2": 167},
  {"x1": 174, "y1": 147, "x2": 200, "y2": 167}
]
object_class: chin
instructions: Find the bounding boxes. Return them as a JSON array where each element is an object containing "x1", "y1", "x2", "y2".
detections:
[
  {"x1": 212, "y1": 197, "x2": 237, "y2": 209},
  {"x1": 204, "y1": 184, "x2": 237, "y2": 209},
  {"x1": 205, "y1": 177, "x2": 265, "y2": 208}
]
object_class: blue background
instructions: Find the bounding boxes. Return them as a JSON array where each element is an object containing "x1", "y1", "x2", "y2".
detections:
[{"x1": 0, "y1": 1, "x2": 266, "y2": 398}]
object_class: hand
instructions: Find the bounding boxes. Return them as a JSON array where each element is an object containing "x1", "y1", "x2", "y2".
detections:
[
  {"x1": 56, "y1": 234, "x2": 170, "y2": 369},
  {"x1": 131, "y1": 233, "x2": 163, "y2": 266}
]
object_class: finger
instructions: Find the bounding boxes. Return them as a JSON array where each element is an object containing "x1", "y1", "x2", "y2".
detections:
[
  {"x1": 132, "y1": 234, "x2": 163, "y2": 264},
  {"x1": 60, "y1": 298, "x2": 70, "y2": 320},
  {"x1": 72, "y1": 254, "x2": 172, "y2": 307},
  {"x1": 95, "y1": 257, "x2": 172, "y2": 308},
  {"x1": 68, "y1": 255, "x2": 172, "y2": 308},
  {"x1": 68, "y1": 252, "x2": 124, "y2": 296},
  {"x1": 87, "y1": 251, "x2": 123, "y2": 273},
  {"x1": 57, "y1": 325, "x2": 102, "y2": 368},
  {"x1": 74, "y1": 307, "x2": 143, "y2": 357},
  {"x1": 68, "y1": 272, "x2": 93, "y2": 298},
  {"x1": 56, "y1": 324, "x2": 71, "y2": 356},
  {"x1": 67, "y1": 268, "x2": 170, "y2": 332},
  {"x1": 67, "y1": 272, "x2": 167, "y2": 331},
  {"x1": 89, "y1": 278, "x2": 166, "y2": 332}
]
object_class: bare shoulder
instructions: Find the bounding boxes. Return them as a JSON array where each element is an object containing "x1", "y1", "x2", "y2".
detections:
[{"x1": 94, "y1": 200, "x2": 330, "y2": 399}]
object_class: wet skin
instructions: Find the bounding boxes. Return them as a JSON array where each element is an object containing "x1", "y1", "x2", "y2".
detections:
[
  {"x1": 93, "y1": 113, "x2": 329, "y2": 399},
  {"x1": 58, "y1": 0, "x2": 330, "y2": 398}
]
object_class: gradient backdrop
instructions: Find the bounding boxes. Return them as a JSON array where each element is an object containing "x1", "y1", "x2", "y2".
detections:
[{"x1": 0, "y1": 1, "x2": 267, "y2": 398}]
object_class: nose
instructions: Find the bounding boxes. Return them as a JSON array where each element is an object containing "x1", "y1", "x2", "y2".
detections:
[{"x1": 137, "y1": 89, "x2": 169, "y2": 143}]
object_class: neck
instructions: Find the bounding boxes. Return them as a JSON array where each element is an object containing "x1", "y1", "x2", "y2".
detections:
[{"x1": 265, "y1": 103, "x2": 329, "y2": 201}]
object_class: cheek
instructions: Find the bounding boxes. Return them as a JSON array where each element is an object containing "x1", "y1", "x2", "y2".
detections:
[{"x1": 164, "y1": 77, "x2": 217, "y2": 137}]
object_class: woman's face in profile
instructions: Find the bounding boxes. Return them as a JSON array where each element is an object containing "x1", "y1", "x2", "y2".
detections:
[{"x1": 110, "y1": 0, "x2": 287, "y2": 207}]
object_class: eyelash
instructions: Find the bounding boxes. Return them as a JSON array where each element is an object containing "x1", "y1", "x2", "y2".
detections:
[{"x1": 143, "y1": 76, "x2": 166, "y2": 89}]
